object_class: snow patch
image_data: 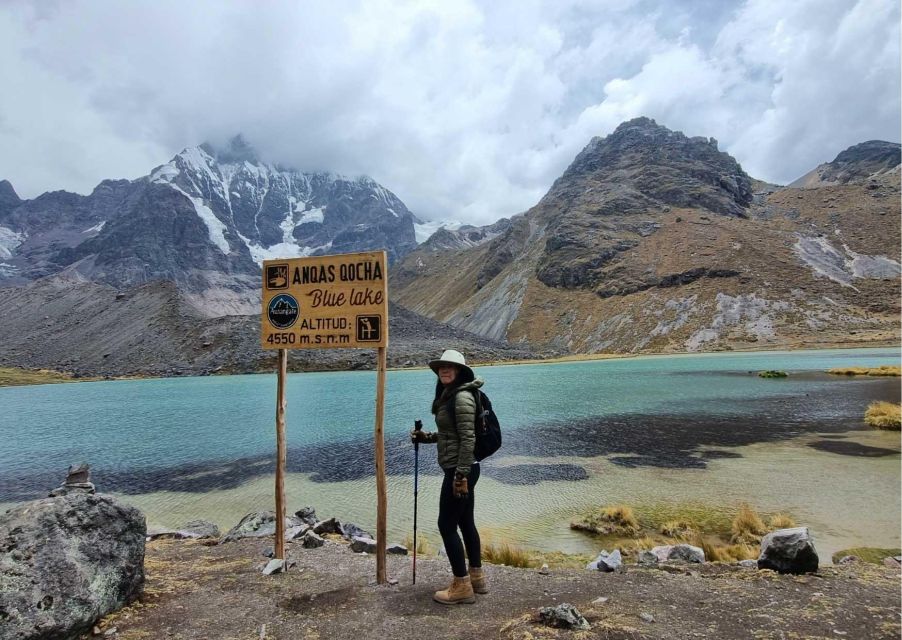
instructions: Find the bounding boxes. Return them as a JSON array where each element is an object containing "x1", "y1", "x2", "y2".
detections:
[
  {"x1": 0, "y1": 262, "x2": 18, "y2": 276},
  {"x1": 82, "y1": 221, "x2": 106, "y2": 234},
  {"x1": 168, "y1": 185, "x2": 231, "y2": 254},
  {"x1": 0, "y1": 226, "x2": 25, "y2": 259},
  {"x1": 150, "y1": 163, "x2": 179, "y2": 183},
  {"x1": 297, "y1": 206, "x2": 324, "y2": 225},
  {"x1": 415, "y1": 219, "x2": 463, "y2": 244}
]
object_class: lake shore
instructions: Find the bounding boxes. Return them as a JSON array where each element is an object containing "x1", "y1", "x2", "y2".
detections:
[
  {"x1": 2, "y1": 340, "x2": 898, "y2": 387},
  {"x1": 95, "y1": 536, "x2": 902, "y2": 640}
]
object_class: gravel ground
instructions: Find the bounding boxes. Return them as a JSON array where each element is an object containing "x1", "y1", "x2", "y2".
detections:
[{"x1": 92, "y1": 537, "x2": 902, "y2": 640}]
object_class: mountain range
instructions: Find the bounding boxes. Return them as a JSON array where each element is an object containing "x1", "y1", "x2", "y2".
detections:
[
  {"x1": 393, "y1": 118, "x2": 900, "y2": 353},
  {"x1": 0, "y1": 136, "x2": 419, "y2": 315},
  {"x1": 0, "y1": 120, "x2": 898, "y2": 375}
]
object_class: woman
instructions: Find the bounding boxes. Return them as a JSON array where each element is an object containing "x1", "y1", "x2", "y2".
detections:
[{"x1": 411, "y1": 349, "x2": 487, "y2": 604}]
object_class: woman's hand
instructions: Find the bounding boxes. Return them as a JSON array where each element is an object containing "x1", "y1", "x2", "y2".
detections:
[
  {"x1": 410, "y1": 429, "x2": 434, "y2": 444},
  {"x1": 453, "y1": 472, "x2": 469, "y2": 498}
]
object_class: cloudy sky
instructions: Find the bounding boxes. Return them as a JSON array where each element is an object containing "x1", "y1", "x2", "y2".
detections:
[{"x1": 1, "y1": 0, "x2": 899, "y2": 225}]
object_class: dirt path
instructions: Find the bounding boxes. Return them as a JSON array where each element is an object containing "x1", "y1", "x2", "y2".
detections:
[{"x1": 95, "y1": 538, "x2": 901, "y2": 640}]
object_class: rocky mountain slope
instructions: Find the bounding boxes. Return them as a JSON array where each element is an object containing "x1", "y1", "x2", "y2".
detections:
[
  {"x1": 0, "y1": 136, "x2": 418, "y2": 315},
  {"x1": 393, "y1": 118, "x2": 901, "y2": 353},
  {"x1": 0, "y1": 274, "x2": 538, "y2": 377}
]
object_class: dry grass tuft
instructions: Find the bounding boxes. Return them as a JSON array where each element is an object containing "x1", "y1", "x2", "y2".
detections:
[
  {"x1": 828, "y1": 365, "x2": 901, "y2": 377},
  {"x1": 482, "y1": 541, "x2": 536, "y2": 568},
  {"x1": 660, "y1": 519, "x2": 697, "y2": 539},
  {"x1": 731, "y1": 504, "x2": 768, "y2": 545},
  {"x1": 864, "y1": 401, "x2": 902, "y2": 430},
  {"x1": 768, "y1": 513, "x2": 796, "y2": 529},
  {"x1": 403, "y1": 533, "x2": 433, "y2": 556},
  {"x1": 571, "y1": 504, "x2": 640, "y2": 536},
  {"x1": 688, "y1": 534, "x2": 758, "y2": 562}
]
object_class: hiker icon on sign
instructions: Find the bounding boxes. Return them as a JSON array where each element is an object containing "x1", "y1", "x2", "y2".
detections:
[
  {"x1": 266, "y1": 264, "x2": 289, "y2": 290},
  {"x1": 356, "y1": 315, "x2": 381, "y2": 342}
]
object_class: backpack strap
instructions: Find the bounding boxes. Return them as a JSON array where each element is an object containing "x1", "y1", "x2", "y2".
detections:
[{"x1": 446, "y1": 388, "x2": 483, "y2": 428}]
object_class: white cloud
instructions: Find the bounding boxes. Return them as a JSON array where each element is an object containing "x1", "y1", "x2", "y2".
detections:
[{"x1": 0, "y1": 0, "x2": 898, "y2": 224}]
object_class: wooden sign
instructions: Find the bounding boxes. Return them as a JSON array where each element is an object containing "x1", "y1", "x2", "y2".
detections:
[
  {"x1": 260, "y1": 249, "x2": 390, "y2": 585},
  {"x1": 261, "y1": 251, "x2": 388, "y2": 349}
]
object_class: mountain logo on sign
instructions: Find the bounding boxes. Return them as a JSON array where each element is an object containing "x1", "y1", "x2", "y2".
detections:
[{"x1": 268, "y1": 294, "x2": 299, "y2": 329}]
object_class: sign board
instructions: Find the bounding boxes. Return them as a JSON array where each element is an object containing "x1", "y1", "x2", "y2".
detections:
[{"x1": 261, "y1": 251, "x2": 388, "y2": 349}]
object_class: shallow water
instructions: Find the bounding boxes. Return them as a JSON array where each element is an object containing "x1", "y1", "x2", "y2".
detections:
[{"x1": 2, "y1": 347, "x2": 899, "y2": 560}]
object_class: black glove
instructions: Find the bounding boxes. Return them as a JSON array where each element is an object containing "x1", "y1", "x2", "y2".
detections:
[
  {"x1": 410, "y1": 429, "x2": 432, "y2": 444},
  {"x1": 453, "y1": 472, "x2": 469, "y2": 498}
]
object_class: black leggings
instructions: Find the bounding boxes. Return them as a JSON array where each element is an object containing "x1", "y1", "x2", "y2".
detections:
[{"x1": 437, "y1": 465, "x2": 481, "y2": 577}]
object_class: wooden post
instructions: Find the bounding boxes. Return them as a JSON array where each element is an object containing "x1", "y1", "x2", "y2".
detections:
[
  {"x1": 274, "y1": 348, "x2": 288, "y2": 561},
  {"x1": 374, "y1": 345, "x2": 388, "y2": 584}
]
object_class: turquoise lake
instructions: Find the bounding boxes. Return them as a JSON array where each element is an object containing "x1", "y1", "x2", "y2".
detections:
[{"x1": 2, "y1": 347, "x2": 900, "y2": 560}]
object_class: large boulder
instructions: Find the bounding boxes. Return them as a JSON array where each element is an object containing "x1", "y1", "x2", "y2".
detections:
[
  {"x1": 651, "y1": 544, "x2": 705, "y2": 564},
  {"x1": 0, "y1": 492, "x2": 145, "y2": 640},
  {"x1": 293, "y1": 507, "x2": 318, "y2": 526},
  {"x1": 220, "y1": 512, "x2": 302, "y2": 543},
  {"x1": 757, "y1": 527, "x2": 819, "y2": 574},
  {"x1": 586, "y1": 549, "x2": 622, "y2": 572},
  {"x1": 147, "y1": 519, "x2": 220, "y2": 541}
]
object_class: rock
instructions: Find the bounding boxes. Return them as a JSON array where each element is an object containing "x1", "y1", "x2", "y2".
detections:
[
  {"x1": 221, "y1": 512, "x2": 302, "y2": 543},
  {"x1": 350, "y1": 536, "x2": 378, "y2": 553},
  {"x1": 285, "y1": 524, "x2": 310, "y2": 541},
  {"x1": 340, "y1": 522, "x2": 373, "y2": 541},
  {"x1": 0, "y1": 492, "x2": 145, "y2": 640},
  {"x1": 294, "y1": 506, "x2": 318, "y2": 525},
  {"x1": 640, "y1": 612, "x2": 656, "y2": 623},
  {"x1": 180, "y1": 519, "x2": 220, "y2": 539},
  {"x1": 651, "y1": 544, "x2": 705, "y2": 564},
  {"x1": 148, "y1": 519, "x2": 221, "y2": 541},
  {"x1": 387, "y1": 544, "x2": 408, "y2": 555},
  {"x1": 262, "y1": 559, "x2": 285, "y2": 575},
  {"x1": 312, "y1": 517, "x2": 342, "y2": 536},
  {"x1": 738, "y1": 559, "x2": 758, "y2": 568},
  {"x1": 638, "y1": 550, "x2": 659, "y2": 566},
  {"x1": 66, "y1": 462, "x2": 91, "y2": 484},
  {"x1": 837, "y1": 555, "x2": 859, "y2": 565},
  {"x1": 48, "y1": 464, "x2": 97, "y2": 497},
  {"x1": 587, "y1": 549, "x2": 622, "y2": 572},
  {"x1": 103, "y1": 626, "x2": 118, "y2": 636},
  {"x1": 883, "y1": 556, "x2": 901, "y2": 569},
  {"x1": 757, "y1": 527, "x2": 819, "y2": 574},
  {"x1": 539, "y1": 563, "x2": 550, "y2": 575},
  {"x1": 300, "y1": 531, "x2": 325, "y2": 549},
  {"x1": 538, "y1": 603, "x2": 590, "y2": 631},
  {"x1": 592, "y1": 596, "x2": 609, "y2": 605}
]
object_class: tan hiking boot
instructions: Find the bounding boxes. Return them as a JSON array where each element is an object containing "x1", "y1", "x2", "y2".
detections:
[
  {"x1": 469, "y1": 566, "x2": 488, "y2": 594},
  {"x1": 433, "y1": 576, "x2": 476, "y2": 605}
]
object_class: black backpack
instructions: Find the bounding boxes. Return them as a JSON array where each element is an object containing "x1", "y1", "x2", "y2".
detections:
[{"x1": 449, "y1": 389, "x2": 502, "y2": 461}]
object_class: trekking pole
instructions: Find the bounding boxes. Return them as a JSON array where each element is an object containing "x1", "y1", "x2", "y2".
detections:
[{"x1": 412, "y1": 419, "x2": 422, "y2": 585}]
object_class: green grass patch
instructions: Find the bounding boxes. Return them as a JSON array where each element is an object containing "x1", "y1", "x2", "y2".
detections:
[
  {"x1": 758, "y1": 370, "x2": 788, "y2": 378},
  {"x1": 831, "y1": 547, "x2": 901, "y2": 564}
]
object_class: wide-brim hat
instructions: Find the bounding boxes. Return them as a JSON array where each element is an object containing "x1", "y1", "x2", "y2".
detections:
[{"x1": 428, "y1": 349, "x2": 474, "y2": 379}]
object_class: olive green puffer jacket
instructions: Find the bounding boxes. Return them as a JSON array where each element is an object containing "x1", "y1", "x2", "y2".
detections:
[{"x1": 422, "y1": 377, "x2": 484, "y2": 477}]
